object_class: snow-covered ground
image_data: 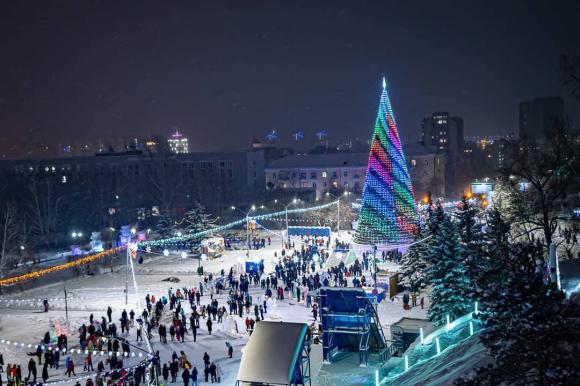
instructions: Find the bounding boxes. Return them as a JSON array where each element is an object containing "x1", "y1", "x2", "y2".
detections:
[{"x1": 0, "y1": 232, "x2": 429, "y2": 386}]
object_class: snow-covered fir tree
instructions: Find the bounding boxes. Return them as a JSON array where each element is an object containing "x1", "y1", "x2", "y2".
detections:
[
  {"x1": 154, "y1": 214, "x2": 177, "y2": 238},
  {"x1": 399, "y1": 231, "x2": 430, "y2": 292},
  {"x1": 427, "y1": 199, "x2": 445, "y2": 237},
  {"x1": 455, "y1": 197, "x2": 484, "y2": 292},
  {"x1": 179, "y1": 203, "x2": 217, "y2": 234},
  {"x1": 483, "y1": 207, "x2": 510, "y2": 260},
  {"x1": 427, "y1": 209, "x2": 472, "y2": 325},
  {"x1": 469, "y1": 207, "x2": 511, "y2": 293},
  {"x1": 456, "y1": 243, "x2": 580, "y2": 385}
]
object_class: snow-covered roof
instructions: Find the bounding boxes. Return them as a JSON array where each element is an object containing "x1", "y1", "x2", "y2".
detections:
[
  {"x1": 391, "y1": 317, "x2": 435, "y2": 335},
  {"x1": 237, "y1": 321, "x2": 308, "y2": 385}
]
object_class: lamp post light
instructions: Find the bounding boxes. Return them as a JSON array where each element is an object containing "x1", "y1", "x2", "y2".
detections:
[
  {"x1": 63, "y1": 283, "x2": 68, "y2": 321},
  {"x1": 326, "y1": 191, "x2": 349, "y2": 236},
  {"x1": 231, "y1": 205, "x2": 257, "y2": 260},
  {"x1": 373, "y1": 244, "x2": 378, "y2": 293},
  {"x1": 108, "y1": 227, "x2": 116, "y2": 249},
  {"x1": 71, "y1": 231, "x2": 83, "y2": 239},
  {"x1": 285, "y1": 198, "x2": 299, "y2": 245}
]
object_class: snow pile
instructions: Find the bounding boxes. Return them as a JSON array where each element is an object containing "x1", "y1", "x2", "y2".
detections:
[
  {"x1": 219, "y1": 316, "x2": 242, "y2": 338},
  {"x1": 383, "y1": 333, "x2": 492, "y2": 386}
]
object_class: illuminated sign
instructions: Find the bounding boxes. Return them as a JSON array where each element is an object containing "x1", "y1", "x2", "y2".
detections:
[{"x1": 471, "y1": 182, "x2": 494, "y2": 194}]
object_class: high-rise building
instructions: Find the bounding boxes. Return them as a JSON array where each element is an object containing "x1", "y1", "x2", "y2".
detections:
[
  {"x1": 421, "y1": 112, "x2": 464, "y2": 156},
  {"x1": 168, "y1": 130, "x2": 189, "y2": 154},
  {"x1": 421, "y1": 112, "x2": 465, "y2": 197},
  {"x1": 519, "y1": 97, "x2": 565, "y2": 141}
]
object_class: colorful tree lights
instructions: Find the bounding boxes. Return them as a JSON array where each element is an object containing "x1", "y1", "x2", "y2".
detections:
[{"x1": 355, "y1": 77, "x2": 418, "y2": 245}]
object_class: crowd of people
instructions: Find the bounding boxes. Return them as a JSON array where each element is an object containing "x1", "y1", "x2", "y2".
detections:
[{"x1": 0, "y1": 233, "x2": 421, "y2": 386}]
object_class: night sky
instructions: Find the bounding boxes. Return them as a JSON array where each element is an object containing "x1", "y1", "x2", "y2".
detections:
[{"x1": 1, "y1": 0, "x2": 579, "y2": 155}]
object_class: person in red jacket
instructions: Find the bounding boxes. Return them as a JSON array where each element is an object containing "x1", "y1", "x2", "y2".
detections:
[{"x1": 65, "y1": 359, "x2": 75, "y2": 377}]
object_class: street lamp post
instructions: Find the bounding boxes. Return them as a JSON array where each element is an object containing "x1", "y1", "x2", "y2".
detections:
[
  {"x1": 231, "y1": 205, "x2": 256, "y2": 261},
  {"x1": 285, "y1": 198, "x2": 298, "y2": 245},
  {"x1": 125, "y1": 247, "x2": 130, "y2": 305},
  {"x1": 373, "y1": 244, "x2": 378, "y2": 292},
  {"x1": 326, "y1": 191, "x2": 349, "y2": 236},
  {"x1": 126, "y1": 228, "x2": 137, "y2": 306},
  {"x1": 63, "y1": 283, "x2": 69, "y2": 321}
]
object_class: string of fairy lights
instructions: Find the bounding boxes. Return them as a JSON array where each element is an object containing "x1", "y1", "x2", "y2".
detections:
[
  {"x1": 0, "y1": 337, "x2": 149, "y2": 358},
  {"x1": 0, "y1": 296, "x2": 94, "y2": 304},
  {"x1": 0, "y1": 332, "x2": 153, "y2": 386},
  {"x1": 0, "y1": 247, "x2": 125, "y2": 287},
  {"x1": 40, "y1": 360, "x2": 150, "y2": 386},
  {"x1": 138, "y1": 200, "x2": 338, "y2": 248}
]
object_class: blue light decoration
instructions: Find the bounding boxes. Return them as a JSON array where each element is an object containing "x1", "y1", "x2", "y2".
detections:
[
  {"x1": 292, "y1": 131, "x2": 304, "y2": 141},
  {"x1": 265, "y1": 130, "x2": 278, "y2": 142},
  {"x1": 89, "y1": 231, "x2": 104, "y2": 252},
  {"x1": 316, "y1": 130, "x2": 328, "y2": 141},
  {"x1": 119, "y1": 225, "x2": 132, "y2": 246},
  {"x1": 354, "y1": 77, "x2": 418, "y2": 245}
]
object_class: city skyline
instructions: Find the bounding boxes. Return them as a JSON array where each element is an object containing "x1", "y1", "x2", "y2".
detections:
[{"x1": 1, "y1": 0, "x2": 579, "y2": 157}]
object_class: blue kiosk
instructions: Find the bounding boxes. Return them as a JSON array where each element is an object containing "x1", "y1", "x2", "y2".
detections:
[{"x1": 287, "y1": 226, "x2": 331, "y2": 238}]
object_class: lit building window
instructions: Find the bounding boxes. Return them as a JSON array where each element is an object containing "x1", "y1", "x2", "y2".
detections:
[
  {"x1": 322, "y1": 171, "x2": 327, "y2": 178},
  {"x1": 411, "y1": 159, "x2": 416, "y2": 166},
  {"x1": 167, "y1": 130, "x2": 189, "y2": 154}
]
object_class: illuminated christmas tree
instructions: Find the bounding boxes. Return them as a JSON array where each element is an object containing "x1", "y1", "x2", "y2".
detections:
[{"x1": 355, "y1": 77, "x2": 418, "y2": 244}]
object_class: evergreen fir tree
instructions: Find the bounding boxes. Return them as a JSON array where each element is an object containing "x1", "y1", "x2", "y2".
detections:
[
  {"x1": 427, "y1": 200, "x2": 445, "y2": 237},
  {"x1": 456, "y1": 197, "x2": 484, "y2": 292},
  {"x1": 180, "y1": 203, "x2": 217, "y2": 234},
  {"x1": 154, "y1": 214, "x2": 177, "y2": 238},
  {"x1": 399, "y1": 230, "x2": 430, "y2": 292},
  {"x1": 484, "y1": 207, "x2": 510, "y2": 261},
  {"x1": 457, "y1": 243, "x2": 580, "y2": 385},
  {"x1": 399, "y1": 196, "x2": 438, "y2": 292},
  {"x1": 456, "y1": 196, "x2": 482, "y2": 249},
  {"x1": 468, "y1": 207, "x2": 511, "y2": 294},
  {"x1": 427, "y1": 210, "x2": 472, "y2": 325}
]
